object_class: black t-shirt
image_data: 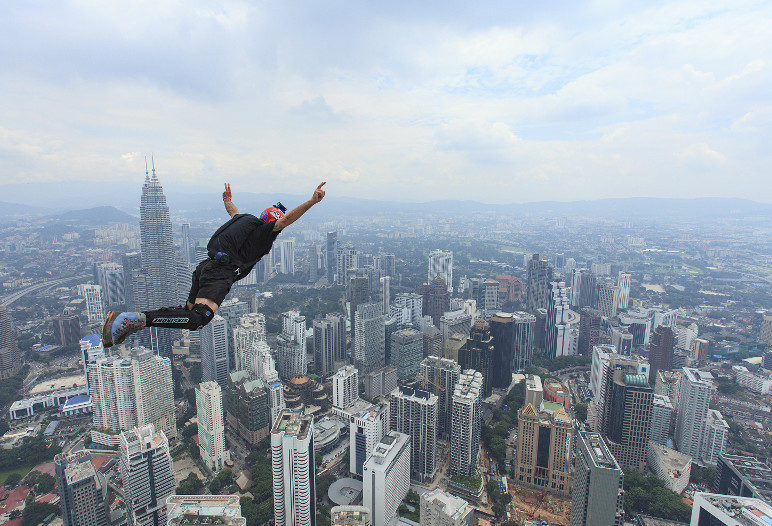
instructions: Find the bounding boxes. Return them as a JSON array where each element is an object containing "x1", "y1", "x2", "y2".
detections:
[{"x1": 207, "y1": 214, "x2": 281, "y2": 275}]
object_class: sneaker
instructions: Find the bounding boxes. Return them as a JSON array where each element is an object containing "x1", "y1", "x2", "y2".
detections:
[{"x1": 102, "y1": 311, "x2": 146, "y2": 348}]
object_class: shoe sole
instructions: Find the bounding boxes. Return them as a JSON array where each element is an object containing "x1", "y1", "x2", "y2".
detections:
[{"x1": 102, "y1": 311, "x2": 118, "y2": 348}]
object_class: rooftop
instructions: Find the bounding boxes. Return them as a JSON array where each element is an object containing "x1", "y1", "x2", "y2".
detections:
[
  {"x1": 273, "y1": 410, "x2": 311, "y2": 438},
  {"x1": 167, "y1": 495, "x2": 245, "y2": 526},
  {"x1": 80, "y1": 334, "x2": 102, "y2": 347},
  {"x1": 581, "y1": 432, "x2": 620, "y2": 470},
  {"x1": 696, "y1": 493, "x2": 772, "y2": 526},
  {"x1": 649, "y1": 442, "x2": 692, "y2": 473}
]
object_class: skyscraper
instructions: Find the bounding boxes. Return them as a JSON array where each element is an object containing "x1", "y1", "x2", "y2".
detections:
[
  {"x1": 420, "y1": 489, "x2": 474, "y2": 526},
  {"x1": 56, "y1": 451, "x2": 110, "y2": 526},
  {"x1": 132, "y1": 348, "x2": 176, "y2": 439},
  {"x1": 596, "y1": 281, "x2": 620, "y2": 318},
  {"x1": 96, "y1": 262, "x2": 125, "y2": 309},
  {"x1": 363, "y1": 431, "x2": 411, "y2": 526},
  {"x1": 570, "y1": 268, "x2": 596, "y2": 308},
  {"x1": 121, "y1": 251, "x2": 142, "y2": 311},
  {"x1": 570, "y1": 432, "x2": 624, "y2": 526},
  {"x1": 201, "y1": 314, "x2": 230, "y2": 388},
  {"x1": 197, "y1": 381, "x2": 229, "y2": 472},
  {"x1": 0, "y1": 305, "x2": 22, "y2": 380},
  {"x1": 79, "y1": 284, "x2": 105, "y2": 324},
  {"x1": 119, "y1": 424, "x2": 175, "y2": 526},
  {"x1": 180, "y1": 222, "x2": 192, "y2": 263},
  {"x1": 603, "y1": 371, "x2": 653, "y2": 471},
  {"x1": 313, "y1": 314, "x2": 346, "y2": 377},
  {"x1": 428, "y1": 250, "x2": 453, "y2": 293},
  {"x1": 450, "y1": 370, "x2": 483, "y2": 477},
  {"x1": 88, "y1": 356, "x2": 137, "y2": 432},
  {"x1": 545, "y1": 282, "x2": 573, "y2": 358},
  {"x1": 233, "y1": 312, "x2": 267, "y2": 372},
  {"x1": 381, "y1": 253, "x2": 396, "y2": 279},
  {"x1": 512, "y1": 311, "x2": 536, "y2": 372},
  {"x1": 271, "y1": 410, "x2": 316, "y2": 526},
  {"x1": 649, "y1": 325, "x2": 675, "y2": 383},
  {"x1": 617, "y1": 272, "x2": 631, "y2": 310},
  {"x1": 418, "y1": 276, "x2": 450, "y2": 328},
  {"x1": 380, "y1": 276, "x2": 391, "y2": 316},
  {"x1": 577, "y1": 308, "x2": 601, "y2": 356},
  {"x1": 225, "y1": 370, "x2": 271, "y2": 447},
  {"x1": 326, "y1": 231, "x2": 338, "y2": 283},
  {"x1": 458, "y1": 319, "x2": 494, "y2": 398},
  {"x1": 390, "y1": 385, "x2": 438, "y2": 482},
  {"x1": 277, "y1": 238, "x2": 296, "y2": 275},
  {"x1": 650, "y1": 394, "x2": 674, "y2": 446},
  {"x1": 354, "y1": 303, "x2": 386, "y2": 375},
  {"x1": 348, "y1": 272, "x2": 370, "y2": 343},
  {"x1": 674, "y1": 367, "x2": 713, "y2": 461},
  {"x1": 55, "y1": 315, "x2": 82, "y2": 347},
  {"x1": 392, "y1": 328, "x2": 423, "y2": 381},
  {"x1": 349, "y1": 403, "x2": 389, "y2": 476},
  {"x1": 332, "y1": 365, "x2": 359, "y2": 409},
  {"x1": 490, "y1": 312, "x2": 516, "y2": 389},
  {"x1": 526, "y1": 254, "x2": 554, "y2": 312},
  {"x1": 420, "y1": 356, "x2": 461, "y2": 440},
  {"x1": 138, "y1": 162, "x2": 177, "y2": 357}
]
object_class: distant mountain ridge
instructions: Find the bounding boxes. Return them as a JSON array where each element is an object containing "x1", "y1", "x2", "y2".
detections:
[{"x1": 44, "y1": 206, "x2": 136, "y2": 224}]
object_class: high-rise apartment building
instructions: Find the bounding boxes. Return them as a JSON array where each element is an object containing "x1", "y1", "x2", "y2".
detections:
[
  {"x1": 702, "y1": 409, "x2": 729, "y2": 466},
  {"x1": 418, "y1": 276, "x2": 451, "y2": 327},
  {"x1": 132, "y1": 348, "x2": 176, "y2": 439},
  {"x1": 55, "y1": 315, "x2": 82, "y2": 347},
  {"x1": 0, "y1": 305, "x2": 21, "y2": 380},
  {"x1": 420, "y1": 488, "x2": 474, "y2": 526},
  {"x1": 277, "y1": 238, "x2": 296, "y2": 275},
  {"x1": 79, "y1": 284, "x2": 105, "y2": 324},
  {"x1": 225, "y1": 370, "x2": 270, "y2": 447},
  {"x1": 691, "y1": 337, "x2": 710, "y2": 364},
  {"x1": 596, "y1": 281, "x2": 620, "y2": 318},
  {"x1": 80, "y1": 334, "x2": 104, "y2": 389},
  {"x1": 458, "y1": 319, "x2": 494, "y2": 398},
  {"x1": 674, "y1": 367, "x2": 713, "y2": 461},
  {"x1": 391, "y1": 293, "x2": 423, "y2": 326},
  {"x1": 349, "y1": 403, "x2": 389, "y2": 476},
  {"x1": 391, "y1": 328, "x2": 424, "y2": 381},
  {"x1": 88, "y1": 356, "x2": 137, "y2": 432},
  {"x1": 570, "y1": 432, "x2": 624, "y2": 526},
  {"x1": 233, "y1": 312, "x2": 267, "y2": 372},
  {"x1": 650, "y1": 394, "x2": 674, "y2": 446},
  {"x1": 119, "y1": 424, "x2": 175, "y2": 526},
  {"x1": 333, "y1": 365, "x2": 359, "y2": 410},
  {"x1": 354, "y1": 303, "x2": 386, "y2": 375},
  {"x1": 202, "y1": 314, "x2": 230, "y2": 388},
  {"x1": 390, "y1": 385, "x2": 438, "y2": 482},
  {"x1": 578, "y1": 308, "x2": 601, "y2": 356},
  {"x1": 96, "y1": 262, "x2": 125, "y2": 309},
  {"x1": 514, "y1": 401, "x2": 572, "y2": 495},
  {"x1": 526, "y1": 254, "x2": 553, "y2": 312},
  {"x1": 650, "y1": 325, "x2": 676, "y2": 383},
  {"x1": 363, "y1": 431, "x2": 411, "y2": 526},
  {"x1": 272, "y1": 410, "x2": 316, "y2": 526},
  {"x1": 603, "y1": 372, "x2": 653, "y2": 471},
  {"x1": 380, "y1": 276, "x2": 391, "y2": 316},
  {"x1": 617, "y1": 272, "x2": 631, "y2": 310},
  {"x1": 56, "y1": 451, "x2": 110, "y2": 526},
  {"x1": 419, "y1": 356, "x2": 461, "y2": 439},
  {"x1": 450, "y1": 370, "x2": 483, "y2": 477},
  {"x1": 196, "y1": 381, "x2": 229, "y2": 472},
  {"x1": 428, "y1": 250, "x2": 453, "y2": 293},
  {"x1": 326, "y1": 232, "x2": 338, "y2": 282},
  {"x1": 314, "y1": 314, "x2": 346, "y2": 377},
  {"x1": 167, "y1": 495, "x2": 246, "y2": 526},
  {"x1": 545, "y1": 282, "x2": 573, "y2": 358},
  {"x1": 570, "y1": 269, "x2": 596, "y2": 308}
]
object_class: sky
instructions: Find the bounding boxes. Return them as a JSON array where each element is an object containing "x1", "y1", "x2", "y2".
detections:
[{"x1": 0, "y1": 1, "x2": 770, "y2": 204}]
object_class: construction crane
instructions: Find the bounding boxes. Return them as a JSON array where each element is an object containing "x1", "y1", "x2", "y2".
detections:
[{"x1": 416, "y1": 351, "x2": 445, "y2": 398}]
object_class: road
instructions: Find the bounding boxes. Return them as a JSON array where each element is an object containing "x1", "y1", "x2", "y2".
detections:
[{"x1": 0, "y1": 274, "x2": 90, "y2": 306}]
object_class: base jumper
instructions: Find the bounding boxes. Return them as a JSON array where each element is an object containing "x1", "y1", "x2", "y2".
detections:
[{"x1": 101, "y1": 181, "x2": 326, "y2": 348}]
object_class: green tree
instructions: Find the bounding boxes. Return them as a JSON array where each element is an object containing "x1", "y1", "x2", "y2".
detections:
[
  {"x1": 5, "y1": 472, "x2": 22, "y2": 487},
  {"x1": 21, "y1": 494, "x2": 59, "y2": 526},
  {"x1": 209, "y1": 469, "x2": 233, "y2": 495},
  {"x1": 574, "y1": 403, "x2": 588, "y2": 422},
  {"x1": 176, "y1": 473, "x2": 204, "y2": 495}
]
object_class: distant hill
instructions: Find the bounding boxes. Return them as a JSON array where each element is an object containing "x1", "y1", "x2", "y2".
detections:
[
  {"x1": 0, "y1": 201, "x2": 50, "y2": 220},
  {"x1": 45, "y1": 206, "x2": 136, "y2": 224}
]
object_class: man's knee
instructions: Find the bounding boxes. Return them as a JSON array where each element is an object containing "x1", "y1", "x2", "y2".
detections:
[{"x1": 191, "y1": 303, "x2": 215, "y2": 328}]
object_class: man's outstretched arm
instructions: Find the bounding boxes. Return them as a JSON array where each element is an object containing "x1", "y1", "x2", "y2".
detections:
[
  {"x1": 274, "y1": 182, "x2": 325, "y2": 231},
  {"x1": 223, "y1": 183, "x2": 239, "y2": 217}
]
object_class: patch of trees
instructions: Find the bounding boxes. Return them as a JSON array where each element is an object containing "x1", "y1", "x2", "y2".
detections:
[
  {"x1": 21, "y1": 494, "x2": 59, "y2": 526},
  {"x1": 209, "y1": 468, "x2": 234, "y2": 495},
  {"x1": 398, "y1": 490, "x2": 420, "y2": 522},
  {"x1": 623, "y1": 469, "x2": 691, "y2": 523},
  {"x1": 487, "y1": 479, "x2": 512, "y2": 518},
  {"x1": 482, "y1": 380, "x2": 525, "y2": 471},
  {"x1": 0, "y1": 365, "x2": 30, "y2": 407},
  {"x1": 0, "y1": 437, "x2": 60, "y2": 472},
  {"x1": 176, "y1": 473, "x2": 204, "y2": 495}
]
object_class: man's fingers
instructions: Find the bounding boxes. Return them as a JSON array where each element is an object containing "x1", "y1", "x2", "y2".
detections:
[{"x1": 317, "y1": 182, "x2": 326, "y2": 189}]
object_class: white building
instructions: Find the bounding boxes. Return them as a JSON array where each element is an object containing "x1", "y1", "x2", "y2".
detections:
[
  {"x1": 277, "y1": 334, "x2": 307, "y2": 380},
  {"x1": 196, "y1": 381, "x2": 229, "y2": 472},
  {"x1": 80, "y1": 334, "x2": 105, "y2": 389},
  {"x1": 88, "y1": 356, "x2": 137, "y2": 432},
  {"x1": 690, "y1": 493, "x2": 772, "y2": 526},
  {"x1": 674, "y1": 368, "x2": 713, "y2": 462},
  {"x1": 735, "y1": 368, "x2": 772, "y2": 395},
  {"x1": 545, "y1": 281, "x2": 573, "y2": 358},
  {"x1": 420, "y1": 488, "x2": 474, "y2": 526},
  {"x1": 133, "y1": 348, "x2": 176, "y2": 439},
  {"x1": 391, "y1": 293, "x2": 423, "y2": 326},
  {"x1": 277, "y1": 238, "x2": 296, "y2": 275},
  {"x1": 333, "y1": 366, "x2": 359, "y2": 410},
  {"x1": 201, "y1": 314, "x2": 230, "y2": 387},
  {"x1": 650, "y1": 394, "x2": 673, "y2": 446},
  {"x1": 119, "y1": 424, "x2": 175, "y2": 526},
  {"x1": 617, "y1": 272, "x2": 631, "y2": 310},
  {"x1": 354, "y1": 303, "x2": 386, "y2": 375},
  {"x1": 429, "y1": 250, "x2": 453, "y2": 293},
  {"x1": 272, "y1": 410, "x2": 315, "y2": 526},
  {"x1": 167, "y1": 495, "x2": 245, "y2": 526},
  {"x1": 349, "y1": 403, "x2": 389, "y2": 476},
  {"x1": 596, "y1": 282, "x2": 620, "y2": 319},
  {"x1": 363, "y1": 431, "x2": 411, "y2": 526},
  {"x1": 233, "y1": 313, "x2": 267, "y2": 372},
  {"x1": 702, "y1": 409, "x2": 729, "y2": 466},
  {"x1": 390, "y1": 385, "x2": 438, "y2": 482},
  {"x1": 96, "y1": 262, "x2": 125, "y2": 309},
  {"x1": 647, "y1": 442, "x2": 691, "y2": 494},
  {"x1": 450, "y1": 370, "x2": 483, "y2": 477},
  {"x1": 79, "y1": 284, "x2": 105, "y2": 324}
]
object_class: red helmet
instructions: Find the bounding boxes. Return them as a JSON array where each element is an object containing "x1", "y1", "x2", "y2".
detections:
[{"x1": 260, "y1": 206, "x2": 285, "y2": 223}]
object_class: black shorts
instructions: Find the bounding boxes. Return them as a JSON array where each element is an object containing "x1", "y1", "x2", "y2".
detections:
[{"x1": 186, "y1": 259, "x2": 239, "y2": 306}]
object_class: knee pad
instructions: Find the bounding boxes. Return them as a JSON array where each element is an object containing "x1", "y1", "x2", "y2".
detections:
[{"x1": 191, "y1": 303, "x2": 215, "y2": 328}]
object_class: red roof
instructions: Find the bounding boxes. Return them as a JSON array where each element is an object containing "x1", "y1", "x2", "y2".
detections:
[
  {"x1": 91, "y1": 455, "x2": 112, "y2": 471},
  {"x1": 192, "y1": 434, "x2": 199, "y2": 444},
  {"x1": 0, "y1": 485, "x2": 31, "y2": 515},
  {"x1": 5, "y1": 518, "x2": 22, "y2": 526},
  {"x1": 30, "y1": 462, "x2": 55, "y2": 476}
]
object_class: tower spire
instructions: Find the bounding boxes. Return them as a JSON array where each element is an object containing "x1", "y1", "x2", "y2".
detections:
[
  {"x1": 145, "y1": 156, "x2": 149, "y2": 176},
  {"x1": 151, "y1": 154, "x2": 156, "y2": 177}
]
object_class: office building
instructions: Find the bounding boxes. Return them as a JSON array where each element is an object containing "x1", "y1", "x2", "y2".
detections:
[
  {"x1": 56, "y1": 451, "x2": 110, "y2": 526},
  {"x1": 526, "y1": 254, "x2": 554, "y2": 312},
  {"x1": 617, "y1": 272, "x2": 631, "y2": 310},
  {"x1": 450, "y1": 370, "x2": 483, "y2": 477},
  {"x1": 225, "y1": 370, "x2": 271, "y2": 447},
  {"x1": 80, "y1": 334, "x2": 104, "y2": 388},
  {"x1": 390, "y1": 385, "x2": 438, "y2": 482},
  {"x1": 363, "y1": 431, "x2": 411, "y2": 526},
  {"x1": 610, "y1": 325, "x2": 634, "y2": 355},
  {"x1": 391, "y1": 293, "x2": 423, "y2": 326},
  {"x1": 511, "y1": 311, "x2": 536, "y2": 372},
  {"x1": 570, "y1": 432, "x2": 624, "y2": 526},
  {"x1": 0, "y1": 305, "x2": 21, "y2": 380},
  {"x1": 233, "y1": 312, "x2": 267, "y2": 373},
  {"x1": 122, "y1": 251, "x2": 142, "y2": 311},
  {"x1": 271, "y1": 410, "x2": 316, "y2": 526},
  {"x1": 197, "y1": 381, "x2": 229, "y2": 472},
  {"x1": 690, "y1": 493, "x2": 772, "y2": 526},
  {"x1": 596, "y1": 281, "x2": 620, "y2": 318},
  {"x1": 428, "y1": 250, "x2": 453, "y2": 293},
  {"x1": 420, "y1": 356, "x2": 461, "y2": 440},
  {"x1": 327, "y1": 232, "x2": 338, "y2": 282},
  {"x1": 420, "y1": 489, "x2": 474, "y2": 526},
  {"x1": 603, "y1": 371, "x2": 653, "y2": 471},
  {"x1": 363, "y1": 366, "x2": 398, "y2": 400},
  {"x1": 314, "y1": 314, "x2": 346, "y2": 377},
  {"x1": 167, "y1": 495, "x2": 246, "y2": 526},
  {"x1": 88, "y1": 355, "x2": 137, "y2": 432},
  {"x1": 571, "y1": 268, "x2": 597, "y2": 309},
  {"x1": 350, "y1": 403, "x2": 389, "y2": 476},
  {"x1": 133, "y1": 348, "x2": 177, "y2": 439},
  {"x1": 96, "y1": 262, "x2": 125, "y2": 309},
  {"x1": 650, "y1": 325, "x2": 676, "y2": 383},
  {"x1": 496, "y1": 274, "x2": 526, "y2": 304},
  {"x1": 119, "y1": 424, "x2": 175, "y2": 526},
  {"x1": 387, "y1": 328, "x2": 419, "y2": 380},
  {"x1": 489, "y1": 312, "x2": 516, "y2": 389},
  {"x1": 467, "y1": 278, "x2": 499, "y2": 314},
  {"x1": 439, "y1": 310, "x2": 473, "y2": 348},
  {"x1": 354, "y1": 302, "x2": 386, "y2": 375},
  {"x1": 331, "y1": 506, "x2": 371, "y2": 526},
  {"x1": 418, "y1": 276, "x2": 451, "y2": 327},
  {"x1": 349, "y1": 272, "x2": 370, "y2": 342},
  {"x1": 333, "y1": 365, "x2": 359, "y2": 410},
  {"x1": 337, "y1": 245, "x2": 358, "y2": 285},
  {"x1": 277, "y1": 332, "x2": 307, "y2": 380},
  {"x1": 703, "y1": 409, "x2": 729, "y2": 466},
  {"x1": 276, "y1": 238, "x2": 296, "y2": 275},
  {"x1": 202, "y1": 314, "x2": 230, "y2": 388},
  {"x1": 691, "y1": 338, "x2": 710, "y2": 363},
  {"x1": 545, "y1": 282, "x2": 574, "y2": 358},
  {"x1": 381, "y1": 253, "x2": 396, "y2": 279},
  {"x1": 514, "y1": 402, "x2": 572, "y2": 495},
  {"x1": 578, "y1": 308, "x2": 601, "y2": 356},
  {"x1": 674, "y1": 368, "x2": 713, "y2": 462},
  {"x1": 650, "y1": 394, "x2": 673, "y2": 446},
  {"x1": 458, "y1": 319, "x2": 494, "y2": 398},
  {"x1": 588, "y1": 346, "x2": 650, "y2": 433},
  {"x1": 79, "y1": 284, "x2": 105, "y2": 324},
  {"x1": 714, "y1": 453, "x2": 772, "y2": 503},
  {"x1": 180, "y1": 222, "x2": 192, "y2": 262},
  {"x1": 647, "y1": 442, "x2": 691, "y2": 494},
  {"x1": 55, "y1": 314, "x2": 82, "y2": 347}
]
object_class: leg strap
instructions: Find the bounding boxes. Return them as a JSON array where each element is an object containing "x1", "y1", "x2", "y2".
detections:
[{"x1": 144, "y1": 303, "x2": 215, "y2": 330}]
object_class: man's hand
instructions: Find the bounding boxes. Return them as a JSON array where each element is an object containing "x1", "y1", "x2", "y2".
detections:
[
  {"x1": 222, "y1": 183, "x2": 238, "y2": 217},
  {"x1": 223, "y1": 183, "x2": 232, "y2": 201},
  {"x1": 311, "y1": 182, "x2": 326, "y2": 204}
]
